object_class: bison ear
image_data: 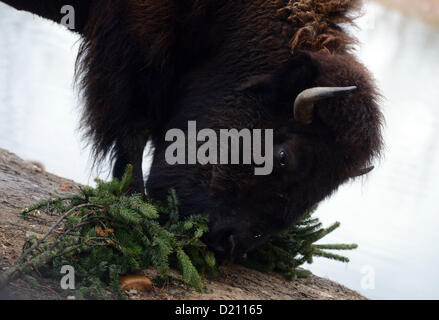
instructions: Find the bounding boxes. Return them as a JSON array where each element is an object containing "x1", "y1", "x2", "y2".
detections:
[
  {"x1": 236, "y1": 51, "x2": 317, "y2": 96},
  {"x1": 1, "y1": 0, "x2": 92, "y2": 34},
  {"x1": 236, "y1": 74, "x2": 275, "y2": 93}
]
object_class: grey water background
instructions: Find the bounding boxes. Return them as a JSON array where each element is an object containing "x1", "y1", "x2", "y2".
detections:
[{"x1": 0, "y1": 2, "x2": 438, "y2": 299}]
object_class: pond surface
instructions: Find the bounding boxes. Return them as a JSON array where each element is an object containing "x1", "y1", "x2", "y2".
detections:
[{"x1": 0, "y1": 2, "x2": 438, "y2": 299}]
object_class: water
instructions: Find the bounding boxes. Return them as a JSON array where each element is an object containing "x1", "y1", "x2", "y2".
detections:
[
  {"x1": 0, "y1": 2, "x2": 438, "y2": 299},
  {"x1": 306, "y1": 3, "x2": 439, "y2": 299}
]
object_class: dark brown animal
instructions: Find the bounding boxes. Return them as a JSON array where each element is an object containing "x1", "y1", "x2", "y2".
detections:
[{"x1": 1, "y1": 0, "x2": 383, "y2": 259}]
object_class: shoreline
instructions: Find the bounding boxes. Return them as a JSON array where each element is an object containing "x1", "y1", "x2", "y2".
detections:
[{"x1": 374, "y1": 0, "x2": 439, "y2": 28}]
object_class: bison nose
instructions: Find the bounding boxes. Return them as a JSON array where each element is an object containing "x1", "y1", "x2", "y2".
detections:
[
  {"x1": 227, "y1": 234, "x2": 236, "y2": 257},
  {"x1": 205, "y1": 230, "x2": 237, "y2": 260}
]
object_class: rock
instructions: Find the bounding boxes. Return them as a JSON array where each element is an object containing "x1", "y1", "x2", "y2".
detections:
[{"x1": 120, "y1": 275, "x2": 153, "y2": 293}]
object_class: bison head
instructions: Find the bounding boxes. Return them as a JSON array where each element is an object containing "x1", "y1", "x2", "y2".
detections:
[
  {"x1": 147, "y1": 48, "x2": 383, "y2": 258},
  {"x1": 141, "y1": 1, "x2": 384, "y2": 259},
  {"x1": 143, "y1": 0, "x2": 383, "y2": 259}
]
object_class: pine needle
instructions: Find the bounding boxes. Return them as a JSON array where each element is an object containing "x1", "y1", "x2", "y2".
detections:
[{"x1": 0, "y1": 166, "x2": 358, "y2": 298}]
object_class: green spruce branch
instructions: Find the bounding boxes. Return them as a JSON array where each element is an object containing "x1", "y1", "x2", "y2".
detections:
[{"x1": 0, "y1": 166, "x2": 357, "y2": 299}]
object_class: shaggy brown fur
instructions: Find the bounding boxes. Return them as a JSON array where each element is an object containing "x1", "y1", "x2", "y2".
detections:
[
  {"x1": 283, "y1": 0, "x2": 362, "y2": 53},
  {"x1": 2, "y1": 0, "x2": 383, "y2": 258},
  {"x1": 77, "y1": 0, "x2": 369, "y2": 164}
]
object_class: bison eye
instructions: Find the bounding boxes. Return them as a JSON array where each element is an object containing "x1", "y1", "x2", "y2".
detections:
[
  {"x1": 279, "y1": 150, "x2": 288, "y2": 167},
  {"x1": 254, "y1": 234, "x2": 263, "y2": 239}
]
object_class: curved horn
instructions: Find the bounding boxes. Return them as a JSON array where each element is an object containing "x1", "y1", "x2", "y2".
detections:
[
  {"x1": 293, "y1": 86, "x2": 357, "y2": 124},
  {"x1": 351, "y1": 166, "x2": 374, "y2": 178}
]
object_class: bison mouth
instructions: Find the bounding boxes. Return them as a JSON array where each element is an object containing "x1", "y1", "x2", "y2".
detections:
[
  {"x1": 204, "y1": 230, "x2": 262, "y2": 261},
  {"x1": 202, "y1": 207, "x2": 281, "y2": 261}
]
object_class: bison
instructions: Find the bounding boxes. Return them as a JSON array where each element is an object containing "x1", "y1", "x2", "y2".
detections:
[{"x1": 1, "y1": 0, "x2": 383, "y2": 259}]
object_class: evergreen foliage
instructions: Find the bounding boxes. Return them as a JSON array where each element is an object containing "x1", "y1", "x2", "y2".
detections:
[
  {"x1": 240, "y1": 206, "x2": 358, "y2": 280},
  {"x1": 0, "y1": 166, "x2": 357, "y2": 299}
]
